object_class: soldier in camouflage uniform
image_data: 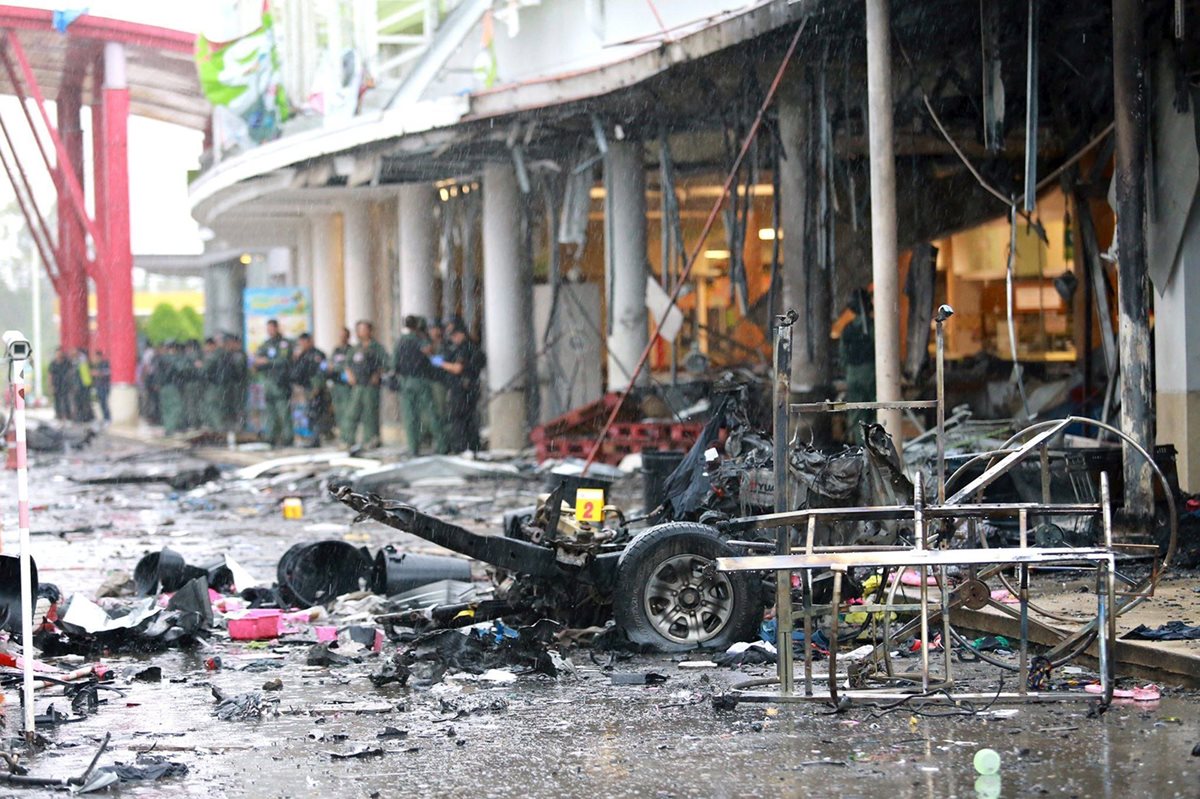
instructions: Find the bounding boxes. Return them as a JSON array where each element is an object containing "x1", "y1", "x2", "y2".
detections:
[
  {"x1": 342, "y1": 320, "x2": 388, "y2": 450},
  {"x1": 253, "y1": 319, "x2": 294, "y2": 447}
]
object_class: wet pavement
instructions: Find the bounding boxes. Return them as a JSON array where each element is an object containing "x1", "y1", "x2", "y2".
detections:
[{"x1": 1, "y1": 432, "x2": 1198, "y2": 798}]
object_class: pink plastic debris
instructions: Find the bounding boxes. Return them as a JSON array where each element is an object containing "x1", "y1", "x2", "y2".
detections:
[
  {"x1": 1084, "y1": 683, "x2": 1161, "y2": 701},
  {"x1": 227, "y1": 609, "x2": 282, "y2": 641}
]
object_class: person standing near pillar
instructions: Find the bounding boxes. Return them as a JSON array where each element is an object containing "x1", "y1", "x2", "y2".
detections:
[
  {"x1": 220, "y1": 334, "x2": 249, "y2": 434},
  {"x1": 291, "y1": 333, "x2": 331, "y2": 448},
  {"x1": 72, "y1": 348, "x2": 94, "y2": 423},
  {"x1": 92, "y1": 351, "x2": 112, "y2": 424},
  {"x1": 139, "y1": 344, "x2": 161, "y2": 425},
  {"x1": 254, "y1": 319, "x2": 294, "y2": 447},
  {"x1": 200, "y1": 338, "x2": 224, "y2": 431},
  {"x1": 49, "y1": 348, "x2": 72, "y2": 420},
  {"x1": 425, "y1": 318, "x2": 450, "y2": 452},
  {"x1": 441, "y1": 318, "x2": 485, "y2": 452},
  {"x1": 158, "y1": 341, "x2": 185, "y2": 435},
  {"x1": 328, "y1": 327, "x2": 352, "y2": 437},
  {"x1": 840, "y1": 288, "x2": 876, "y2": 444},
  {"x1": 394, "y1": 315, "x2": 444, "y2": 456},
  {"x1": 181, "y1": 340, "x2": 204, "y2": 431},
  {"x1": 343, "y1": 320, "x2": 387, "y2": 450}
]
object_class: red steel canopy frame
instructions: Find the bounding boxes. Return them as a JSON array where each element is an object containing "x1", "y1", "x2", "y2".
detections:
[{"x1": 0, "y1": 6, "x2": 203, "y2": 393}]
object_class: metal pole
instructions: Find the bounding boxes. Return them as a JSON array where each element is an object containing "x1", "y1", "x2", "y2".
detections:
[
  {"x1": 1112, "y1": 0, "x2": 1154, "y2": 521},
  {"x1": 30, "y1": 253, "x2": 41, "y2": 401},
  {"x1": 934, "y1": 305, "x2": 953, "y2": 504},
  {"x1": 6, "y1": 342, "x2": 36, "y2": 740},
  {"x1": 865, "y1": 0, "x2": 904, "y2": 446},
  {"x1": 774, "y1": 310, "x2": 797, "y2": 695}
]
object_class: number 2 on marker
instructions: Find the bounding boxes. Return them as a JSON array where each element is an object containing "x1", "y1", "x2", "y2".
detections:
[{"x1": 575, "y1": 488, "x2": 605, "y2": 522}]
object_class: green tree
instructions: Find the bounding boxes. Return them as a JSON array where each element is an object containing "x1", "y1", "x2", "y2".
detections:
[
  {"x1": 179, "y1": 306, "x2": 205, "y2": 340},
  {"x1": 142, "y1": 303, "x2": 187, "y2": 344}
]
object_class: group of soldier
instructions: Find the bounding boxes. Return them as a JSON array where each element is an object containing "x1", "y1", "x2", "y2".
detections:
[
  {"x1": 136, "y1": 316, "x2": 485, "y2": 451},
  {"x1": 49, "y1": 347, "x2": 111, "y2": 423},
  {"x1": 144, "y1": 335, "x2": 250, "y2": 435}
]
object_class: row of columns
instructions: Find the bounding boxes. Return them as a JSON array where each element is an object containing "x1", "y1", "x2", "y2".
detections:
[{"x1": 279, "y1": 150, "x2": 655, "y2": 451}]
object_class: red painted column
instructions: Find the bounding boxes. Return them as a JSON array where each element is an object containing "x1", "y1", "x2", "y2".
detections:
[
  {"x1": 55, "y1": 83, "x2": 87, "y2": 352},
  {"x1": 96, "y1": 43, "x2": 134, "y2": 389},
  {"x1": 91, "y1": 56, "x2": 110, "y2": 355}
]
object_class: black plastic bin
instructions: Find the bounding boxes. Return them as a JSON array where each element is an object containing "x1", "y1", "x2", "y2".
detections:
[{"x1": 642, "y1": 450, "x2": 686, "y2": 512}]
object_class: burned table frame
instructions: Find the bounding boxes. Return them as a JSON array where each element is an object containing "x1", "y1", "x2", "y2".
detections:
[
  {"x1": 712, "y1": 308, "x2": 1170, "y2": 708},
  {"x1": 718, "y1": 471, "x2": 1118, "y2": 705}
]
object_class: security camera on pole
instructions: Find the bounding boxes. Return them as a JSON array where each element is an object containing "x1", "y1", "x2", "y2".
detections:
[{"x1": 4, "y1": 329, "x2": 36, "y2": 741}]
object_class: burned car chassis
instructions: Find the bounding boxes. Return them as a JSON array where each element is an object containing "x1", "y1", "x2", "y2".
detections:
[{"x1": 331, "y1": 481, "x2": 766, "y2": 651}]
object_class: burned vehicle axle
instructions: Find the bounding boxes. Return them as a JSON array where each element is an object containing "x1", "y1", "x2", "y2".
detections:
[{"x1": 332, "y1": 484, "x2": 622, "y2": 590}]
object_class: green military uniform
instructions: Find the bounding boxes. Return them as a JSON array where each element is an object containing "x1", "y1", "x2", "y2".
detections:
[
  {"x1": 220, "y1": 349, "x2": 249, "y2": 433},
  {"x1": 255, "y1": 333, "x2": 294, "y2": 446},
  {"x1": 291, "y1": 346, "x2": 331, "y2": 445},
  {"x1": 181, "y1": 346, "x2": 203, "y2": 430},
  {"x1": 201, "y1": 349, "x2": 225, "y2": 430},
  {"x1": 158, "y1": 350, "x2": 185, "y2": 434},
  {"x1": 342, "y1": 339, "x2": 387, "y2": 448},
  {"x1": 328, "y1": 344, "x2": 352, "y2": 436},
  {"x1": 427, "y1": 340, "x2": 450, "y2": 454},
  {"x1": 840, "y1": 313, "x2": 876, "y2": 444},
  {"x1": 393, "y1": 331, "x2": 445, "y2": 456}
]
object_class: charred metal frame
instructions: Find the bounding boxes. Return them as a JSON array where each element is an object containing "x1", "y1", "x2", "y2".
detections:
[
  {"x1": 331, "y1": 486, "x2": 621, "y2": 590},
  {"x1": 715, "y1": 306, "x2": 1172, "y2": 708}
]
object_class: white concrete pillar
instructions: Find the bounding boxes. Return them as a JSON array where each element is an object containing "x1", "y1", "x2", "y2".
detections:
[
  {"x1": 267, "y1": 246, "x2": 291, "y2": 285},
  {"x1": 205, "y1": 260, "x2": 245, "y2": 338},
  {"x1": 397, "y1": 183, "x2": 438, "y2": 319},
  {"x1": 603, "y1": 140, "x2": 649, "y2": 390},
  {"x1": 296, "y1": 240, "x2": 314, "y2": 297},
  {"x1": 482, "y1": 161, "x2": 533, "y2": 450},
  {"x1": 778, "y1": 79, "x2": 830, "y2": 392},
  {"x1": 342, "y1": 201, "x2": 375, "y2": 328},
  {"x1": 1155, "y1": 202, "x2": 1200, "y2": 493},
  {"x1": 865, "y1": 0, "x2": 904, "y2": 443},
  {"x1": 312, "y1": 213, "x2": 345, "y2": 353}
]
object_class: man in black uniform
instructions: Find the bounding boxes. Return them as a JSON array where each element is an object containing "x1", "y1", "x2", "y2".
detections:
[
  {"x1": 49, "y1": 348, "x2": 72, "y2": 419},
  {"x1": 291, "y1": 333, "x2": 331, "y2": 447},
  {"x1": 219, "y1": 334, "x2": 249, "y2": 434},
  {"x1": 393, "y1": 315, "x2": 444, "y2": 456},
  {"x1": 92, "y1": 351, "x2": 111, "y2": 423},
  {"x1": 439, "y1": 318, "x2": 485, "y2": 452}
]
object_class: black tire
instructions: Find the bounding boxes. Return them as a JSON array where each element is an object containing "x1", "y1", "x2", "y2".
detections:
[{"x1": 614, "y1": 522, "x2": 762, "y2": 652}]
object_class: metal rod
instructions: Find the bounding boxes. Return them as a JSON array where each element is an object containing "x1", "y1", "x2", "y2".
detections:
[
  {"x1": 940, "y1": 565, "x2": 952, "y2": 686},
  {"x1": 8, "y1": 351, "x2": 35, "y2": 740},
  {"x1": 803, "y1": 516, "x2": 815, "y2": 696},
  {"x1": 914, "y1": 473, "x2": 930, "y2": 691},
  {"x1": 774, "y1": 311, "x2": 796, "y2": 695},
  {"x1": 935, "y1": 314, "x2": 947, "y2": 503},
  {"x1": 1018, "y1": 563, "x2": 1029, "y2": 695},
  {"x1": 1096, "y1": 560, "x2": 1108, "y2": 702},
  {"x1": 1005, "y1": 202, "x2": 1031, "y2": 416},
  {"x1": 828, "y1": 569, "x2": 842, "y2": 706},
  {"x1": 1023, "y1": 0, "x2": 1039, "y2": 212}
]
